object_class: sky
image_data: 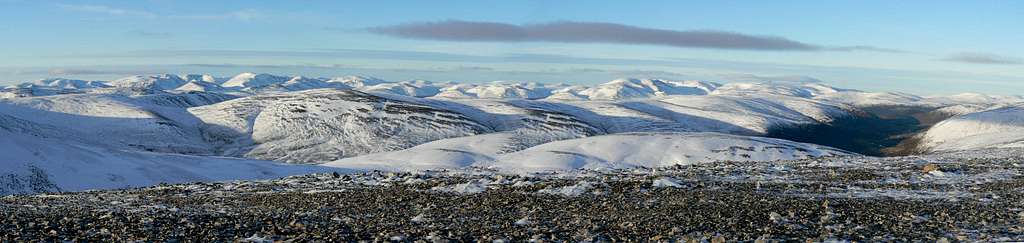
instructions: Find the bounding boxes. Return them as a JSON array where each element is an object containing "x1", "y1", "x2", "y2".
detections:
[{"x1": 0, "y1": 0, "x2": 1022, "y2": 95}]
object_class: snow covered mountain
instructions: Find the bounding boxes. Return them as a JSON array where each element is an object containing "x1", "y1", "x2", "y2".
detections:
[
  {"x1": 12, "y1": 78, "x2": 110, "y2": 89},
  {"x1": 0, "y1": 92, "x2": 238, "y2": 155},
  {"x1": 6, "y1": 73, "x2": 1016, "y2": 110},
  {"x1": 917, "y1": 104, "x2": 1024, "y2": 152},
  {"x1": 221, "y1": 72, "x2": 291, "y2": 88},
  {"x1": 2, "y1": 78, "x2": 109, "y2": 98},
  {"x1": 326, "y1": 75, "x2": 389, "y2": 88},
  {"x1": 175, "y1": 80, "x2": 224, "y2": 92},
  {"x1": 4, "y1": 72, "x2": 1023, "y2": 194},
  {"x1": 360, "y1": 80, "x2": 441, "y2": 97},
  {"x1": 109, "y1": 74, "x2": 189, "y2": 93},
  {"x1": 0, "y1": 78, "x2": 859, "y2": 165},
  {"x1": 183, "y1": 74, "x2": 219, "y2": 83},
  {"x1": 924, "y1": 93, "x2": 1024, "y2": 106},
  {"x1": 0, "y1": 112, "x2": 346, "y2": 195},
  {"x1": 482, "y1": 132, "x2": 851, "y2": 171},
  {"x1": 577, "y1": 78, "x2": 716, "y2": 100},
  {"x1": 189, "y1": 89, "x2": 490, "y2": 163},
  {"x1": 326, "y1": 132, "x2": 851, "y2": 171}
]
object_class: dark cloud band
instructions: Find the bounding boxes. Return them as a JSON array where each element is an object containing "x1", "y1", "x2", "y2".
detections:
[{"x1": 368, "y1": 20, "x2": 890, "y2": 52}]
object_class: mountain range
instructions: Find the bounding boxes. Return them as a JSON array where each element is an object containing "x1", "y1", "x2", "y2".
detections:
[{"x1": 3, "y1": 73, "x2": 1022, "y2": 194}]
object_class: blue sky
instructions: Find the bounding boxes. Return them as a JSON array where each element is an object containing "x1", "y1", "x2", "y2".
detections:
[{"x1": 1, "y1": 0, "x2": 1022, "y2": 94}]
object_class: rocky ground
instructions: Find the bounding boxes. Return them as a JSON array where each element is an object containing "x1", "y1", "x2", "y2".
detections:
[{"x1": 3, "y1": 149, "x2": 1024, "y2": 242}]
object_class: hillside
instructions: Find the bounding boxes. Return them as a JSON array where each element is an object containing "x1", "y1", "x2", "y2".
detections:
[
  {"x1": 918, "y1": 104, "x2": 1024, "y2": 152},
  {"x1": 328, "y1": 132, "x2": 852, "y2": 171},
  {"x1": 0, "y1": 113, "x2": 346, "y2": 195}
]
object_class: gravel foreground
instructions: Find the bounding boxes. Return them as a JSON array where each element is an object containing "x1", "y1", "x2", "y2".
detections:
[{"x1": 3, "y1": 150, "x2": 1024, "y2": 242}]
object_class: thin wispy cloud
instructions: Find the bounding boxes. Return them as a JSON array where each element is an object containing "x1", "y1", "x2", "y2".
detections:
[
  {"x1": 60, "y1": 48, "x2": 723, "y2": 68},
  {"x1": 56, "y1": 4, "x2": 262, "y2": 21},
  {"x1": 940, "y1": 52, "x2": 1021, "y2": 65},
  {"x1": 452, "y1": 66, "x2": 495, "y2": 71},
  {"x1": 56, "y1": 4, "x2": 157, "y2": 18},
  {"x1": 177, "y1": 9, "x2": 263, "y2": 21},
  {"x1": 828, "y1": 45, "x2": 907, "y2": 53},
  {"x1": 368, "y1": 20, "x2": 896, "y2": 52}
]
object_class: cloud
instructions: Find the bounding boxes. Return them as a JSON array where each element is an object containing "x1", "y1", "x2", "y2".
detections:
[
  {"x1": 56, "y1": 4, "x2": 156, "y2": 18},
  {"x1": 56, "y1": 4, "x2": 261, "y2": 21},
  {"x1": 368, "y1": 20, "x2": 894, "y2": 52},
  {"x1": 452, "y1": 66, "x2": 494, "y2": 71},
  {"x1": 939, "y1": 52, "x2": 1021, "y2": 65},
  {"x1": 828, "y1": 45, "x2": 908, "y2": 53},
  {"x1": 68, "y1": 49, "x2": 723, "y2": 69},
  {"x1": 177, "y1": 9, "x2": 263, "y2": 21}
]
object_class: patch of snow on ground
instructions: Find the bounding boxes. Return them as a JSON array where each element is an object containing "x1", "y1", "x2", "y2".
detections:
[
  {"x1": 652, "y1": 177, "x2": 685, "y2": 188},
  {"x1": 538, "y1": 181, "x2": 600, "y2": 197},
  {"x1": 431, "y1": 180, "x2": 488, "y2": 194}
]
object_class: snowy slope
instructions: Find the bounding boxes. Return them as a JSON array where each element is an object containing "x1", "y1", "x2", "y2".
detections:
[
  {"x1": 579, "y1": 78, "x2": 716, "y2": 100},
  {"x1": 711, "y1": 82, "x2": 855, "y2": 97},
  {"x1": 182, "y1": 74, "x2": 219, "y2": 83},
  {"x1": 360, "y1": 80, "x2": 440, "y2": 97},
  {"x1": 327, "y1": 132, "x2": 851, "y2": 172},
  {"x1": 189, "y1": 89, "x2": 490, "y2": 163},
  {"x1": 0, "y1": 117, "x2": 347, "y2": 195},
  {"x1": 812, "y1": 89, "x2": 936, "y2": 108},
  {"x1": 2, "y1": 78, "x2": 109, "y2": 98},
  {"x1": 109, "y1": 74, "x2": 188, "y2": 93},
  {"x1": 918, "y1": 104, "x2": 1024, "y2": 151},
  {"x1": 221, "y1": 72, "x2": 290, "y2": 88},
  {"x1": 11, "y1": 78, "x2": 110, "y2": 89},
  {"x1": 464, "y1": 82, "x2": 550, "y2": 99},
  {"x1": 1, "y1": 86, "x2": 86, "y2": 98},
  {"x1": 483, "y1": 132, "x2": 851, "y2": 171},
  {"x1": 175, "y1": 80, "x2": 224, "y2": 92},
  {"x1": 326, "y1": 133, "x2": 519, "y2": 171},
  {"x1": 923, "y1": 93, "x2": 1024, "y2": 106},
  {"x1": 326, "y1": 75, "x2": 389, "y2": 88},
  {"x1": 434, "y1": 83, "x2": 481, "y2": 99},
  {"x1": 617, "y1": 94, "x2": 852, "y2": 134},
  {"x1": 545, "y1": 86, "x2": 591, "y2": 101},
  {"x1": 930, "y1": 104, "x2": 989, "y2": 117},
  {"x1": 280, "y1": 76, "x2": 350, "y2": 91},
  {"x1": 238, "y1": 76, "x2": 351, "y2": 93},
  {"x1": 0, "y1": 93, "x2": 220, "y2": 154}
]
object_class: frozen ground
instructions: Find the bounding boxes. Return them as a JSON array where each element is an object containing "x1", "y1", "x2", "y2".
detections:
[{"x1": 3, "y1": 149, "x2": 1023, "y2": 241}]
